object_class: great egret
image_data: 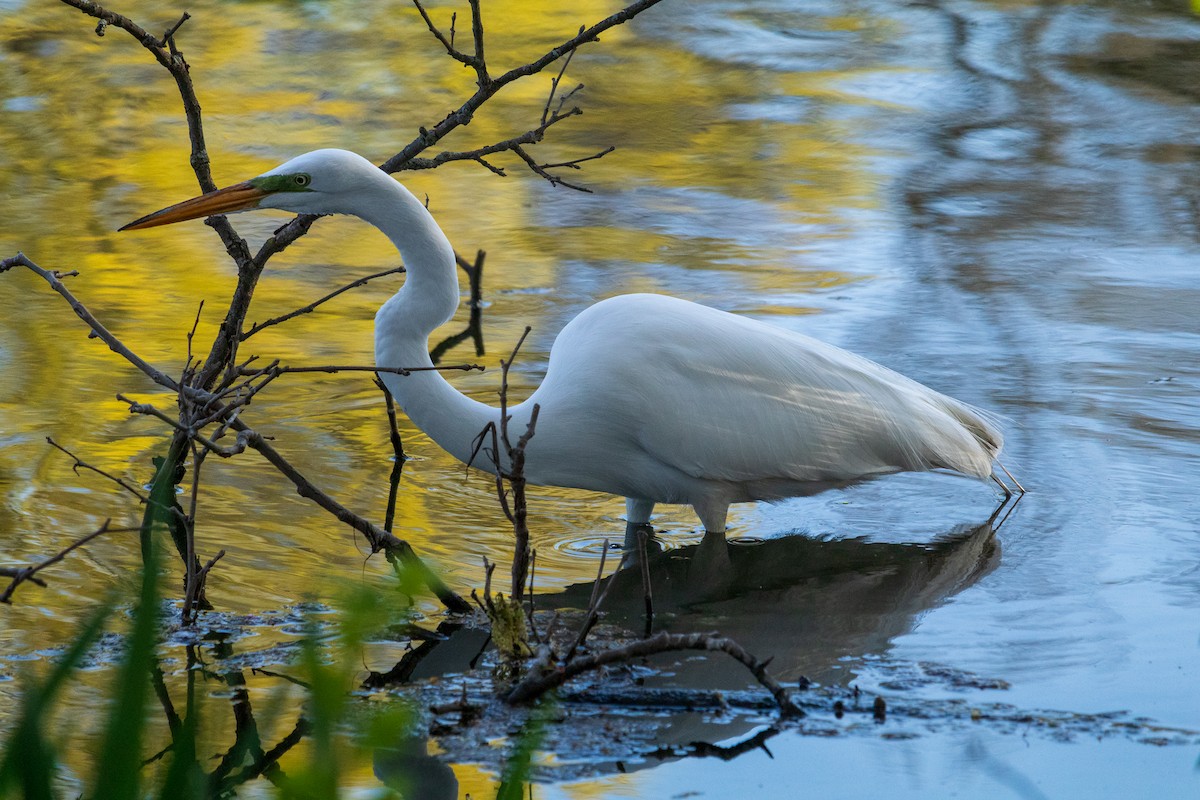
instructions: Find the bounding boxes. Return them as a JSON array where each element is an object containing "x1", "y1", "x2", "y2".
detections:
[{"x1": 122, "y1": 149, "x2": 1014, "y2": 537}]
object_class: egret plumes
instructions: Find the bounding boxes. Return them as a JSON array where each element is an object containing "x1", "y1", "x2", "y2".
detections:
[{"x1": 123, "y1": 149, "x2": 1016, "y2": 536}]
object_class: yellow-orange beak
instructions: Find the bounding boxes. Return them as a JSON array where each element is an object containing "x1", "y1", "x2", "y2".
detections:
[{"x1": 119, "y1": 181, "x2": 269, "y2": 231}]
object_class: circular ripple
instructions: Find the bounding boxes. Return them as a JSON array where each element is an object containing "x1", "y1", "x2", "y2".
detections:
[
  {"x1": 727, "y1": 535, "x2": 767, "y2": 546},
  {"x1": 550, "y1": 535, "x2": 624, "y2": 559}
]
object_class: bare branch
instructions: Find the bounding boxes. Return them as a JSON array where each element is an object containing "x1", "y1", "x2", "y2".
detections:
[
  {"x1": 247, "y1": 363, "x2": 485, "y2": 378},
  {"x1": 46, "y1": 436, "x2": 149, "y2": 503},
  {"x1": 2, "y1": 253, "x2": 179, "y2": 391},
  {"x1": 156, "y1": 11, "x2": 190, "y2": 47},
  {"x1": 59, "y1": 0, "x2": 252, "y2": 274},
  {"x1": 375, "y1": 377, "x2": 407, "y2": 535},
  {"x1": 382, "y1": 0, "x2": 668, "y2": 173},
  {"x1": 564, "y1": 547, "x2": 629, "y2": 662},
  {"x1": 228, "y1": 420, "x2": 470, "y2": 612},
  {"x1": 117, "y1": 394, "x2": 238, "y2": 458},
  {"x1": 185, "y1": 300, "x2": 205, "y2": 370},
  {"x1": 374, "y1": 377, "x2": 407, "y2": 464},
  {"x1": 494, "y1": 328, "x2": 538, "y2": 600},
  {"x1": 510, "y1": 144, "x2": 607, "y2": 193},
  {"x1": 249, "y1": 0, "x2": 667, "y2": 267},
  {"x1": 1, "y1": 520, "x2": 138, "y2": 604},
  {"x1": 411, "y1": 0, "x2": 477, "y2": 68},
  {"x1": 241, "y1": 266, "x2": 406, "y2": 340},
  {"x1": 506, "y1": 630, "x2": 803, "y2": 717},
  {"x1": 467, "y1": 0, "x2": 489, "y2": 86},
  {"x1": 399, "y1": 107, "x2": 582, "y2": 174},
  {"x1": 541, "y1": 145, "x2": 616, "y2": 171}
]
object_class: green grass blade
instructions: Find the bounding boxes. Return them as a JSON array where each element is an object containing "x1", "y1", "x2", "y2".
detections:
[
  {"x1": 90, "y1": 537, "x2": 162, "y2": 800},
  {"x1": 0, "y1": 600, "x2": 112, "y2": 800}
]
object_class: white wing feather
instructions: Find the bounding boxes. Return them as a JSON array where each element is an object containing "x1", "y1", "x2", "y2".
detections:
[{"x1": 524, "y1": 294, "x2": 1000, "y2": 506}]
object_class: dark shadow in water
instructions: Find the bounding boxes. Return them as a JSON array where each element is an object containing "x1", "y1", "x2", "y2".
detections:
[
  {"x1": 373, "y1": 736, "x2": 460, "y2": 800},
  {"x1": 548, "y1": 505, "x2": 1004, "y2": 690},
  {"x1": 369, "y1": 499, "x2": 1010, "y2": 788},
  {"x1": 145, "y1": 641, "x2": 311, "y2": 797}
]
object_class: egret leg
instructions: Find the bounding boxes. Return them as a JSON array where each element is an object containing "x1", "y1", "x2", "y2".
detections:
[
  {"x1": 693, "y1": 500, "x2": 730, "y2": 537},
  {"x1": 624, "y1": 497, "x2": 657, "y2": 551},
  {"x1": 688, "y1": 528, "x2": 733, "y2": 595},
  {"x1": 996, "y1": 460, "x2": 1026, "y2": 494},
  {"x1": 625, "y1": 497, "x2": 654, "y2": 526}
]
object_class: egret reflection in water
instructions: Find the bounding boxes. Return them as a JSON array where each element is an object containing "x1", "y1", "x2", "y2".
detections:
[
  {"x1": 366, "y1": 501, "x2": 1010, "y2": 786},
  {"x1": 551, "y1": 504, "x2": 1007, "y2": 689}
]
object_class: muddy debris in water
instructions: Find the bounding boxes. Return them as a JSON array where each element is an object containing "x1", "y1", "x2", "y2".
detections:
[{"x1": 12, "y1": 605, "x2": 1198, "y2": 785}]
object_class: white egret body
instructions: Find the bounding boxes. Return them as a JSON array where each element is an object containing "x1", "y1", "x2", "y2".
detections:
[{"x1": 123, "y1": 149, "x2": 1006, "y2": 535}]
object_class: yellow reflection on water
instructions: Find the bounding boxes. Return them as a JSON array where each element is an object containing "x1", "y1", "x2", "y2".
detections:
[
  {"x1": 0, "y1": 0, "x2": 889, "y2": 641},
  {"x1": 0, "y1": 0, "x2": 922, "y2": 795}
]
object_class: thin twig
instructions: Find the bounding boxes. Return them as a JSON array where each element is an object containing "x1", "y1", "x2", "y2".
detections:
[
  {"x1": 1, "y1": 520, "x2": 137, "y2": 603},
  {"x1": 510, "y1": 144, "x2": 610, "y2": 192},
  {"x1": 44, "y1": 437, "x2": 191, "y2": 537},
  {"x1": 186, "y1": 300, "x2": 205, "y2": 369},
  {"x1": 637, "y1": 527, "x2": 654, "y2": 632},
  {"x1": 156, "y1": 11, "x2": 190, "y2": 47},
  {"x1": 46, "y1": 437, "x2": 149, "y2": 503},
  {"x1": 526, "y1": 548, "x2": 539, "y2": 643},
  {"x1": 564, "y1": 544, "x2": 631, "y2": 663},
  {"x1": 411, "y1": 0, "x2": 478, "y2": 68},
  {"x1": 542, "y1": 40, "x2": 579, "y2": 126},
  {"x1": 541, "y1": 145, "x2": 616, "y2": 171},
  {"x1": 374, "y1": 377, "x2": 407, "y2": 464},
  {"x1": 229, "y1": 421, "x2": 470, "y2": 612},
  {"x1": 117, "y1": 394, "x2": 237, "y2": 457},
  {"x1": 247, "y1": 363, "x2": 484, "y2": 378},
  {"x1": 375, "y1": 377, "x2": 406, "y2": 534},
  {"x1": 2, "y1": 254, "x2": 179, "y2": 391},
  {"x1": 0, "y1": 569, "x2": 47, "y2": 588},
  {"x1": 399, "y1": 107, "x2": 583, "y2": 174},
  {"x1": 241, "y1": 267, "x2": 406, "y2": 340}
]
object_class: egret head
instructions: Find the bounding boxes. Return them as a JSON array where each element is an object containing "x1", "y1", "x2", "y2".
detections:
[{"x1": 119, "y1": 149, "x2": 380, "y2": 231}]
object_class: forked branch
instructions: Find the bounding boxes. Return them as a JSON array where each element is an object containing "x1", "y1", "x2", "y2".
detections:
[
  {"x1": 506, "y1": 630, "x2": 802, "y2": 718},
  {"x1": 0, "y1": 520, "x2": 138, "y2": 604}
]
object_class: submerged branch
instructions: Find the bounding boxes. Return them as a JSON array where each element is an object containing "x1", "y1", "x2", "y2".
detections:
[{"x1": 506, "y1": 630, "x2": 803, "y2": 718}]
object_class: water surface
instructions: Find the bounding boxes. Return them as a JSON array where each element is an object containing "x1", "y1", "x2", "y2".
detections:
[{"x1": 1, "y1": 0, "x2": 1198, "y2": 796}]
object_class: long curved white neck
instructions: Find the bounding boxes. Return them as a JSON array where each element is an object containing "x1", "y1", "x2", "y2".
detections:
[{"x1": 365, "y1": 176, "x2": 497, "y2": 467}]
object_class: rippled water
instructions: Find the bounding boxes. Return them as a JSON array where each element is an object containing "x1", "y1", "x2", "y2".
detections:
[{"x1": 2, "y1": 0, "x2": 1199, "y2": 796}]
